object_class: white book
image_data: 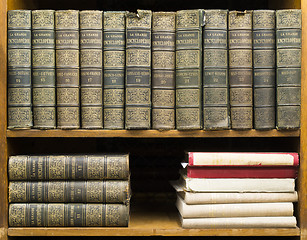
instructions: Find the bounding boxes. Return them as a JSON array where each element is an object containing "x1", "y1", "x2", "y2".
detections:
[
  {"x1": 179, "y1": 215, "x2": 297, "y2": 229},
  {"x1": 171, "y1": 180, "x2": 298, "y2": 204},
  {"x1": 176, "y1": 195, "x2": 294, "y2": 218},
  {"x1": 179, "y1": 174, "x2": 295, "y2": 192}
]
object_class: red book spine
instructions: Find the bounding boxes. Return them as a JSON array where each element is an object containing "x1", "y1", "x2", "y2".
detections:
[{"x1": 186, "y1": 166, "x2": 298, "y2": 178}]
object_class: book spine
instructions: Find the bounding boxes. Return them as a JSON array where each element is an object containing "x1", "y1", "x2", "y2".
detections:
[
  {"x1": 8, "y1": 154, "x2": 130, "y2": 180},
  {"x1": 7, "y1": 10, "x2": 33, "y2": 129},
  {"x1": 9, "y1": 203, "x2": 129, "y2": 226},
  {"x1": 176, "y1": 9, "x2": 204, "y2": 130},
  {"x1": 152, "y1": 12, "x2": 176, "y2": 130},
  {"x1": 276, "y1": 9, "x2": 302, "y2": 129},
  {"x1": 203, "y1": 10, "x2": 229, "y2": 130},
  {"x1": 32, "y1": 10, "x2": 56, "y2": 129},
  {"x1": 253, "y1": 10, "x2": 276, "y2": 130},
  {"x1": 125, "y1": 10, "x2": 152, "y2": 129},
  {"x1": 228, "y1": 11, "x2": 253, "y2": 129},
  {"x1": 9, "y1": 180, "x2": 130, "y2": 204},
  {"x1": 103, "y1": 11, "x2": 126, "y2": 129},
  {"x1": 80, "y1": 11, "x2": 103, "y2": 129},
  {"x1": 55, "y1": 10, "x2": 80, "y2": 129}
]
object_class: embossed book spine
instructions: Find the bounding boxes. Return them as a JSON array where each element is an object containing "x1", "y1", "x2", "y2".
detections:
[
  {"x1": 276, "y1": 9, "x2": 301, "y2": 129},
  {"x1": 228, "y1": 11, "x2": 253, "y2": 130},
  {"x1": 8, "y1": 154, "x2": 130, "y2": 180},
  {"x1": 7, "y1": 10, "x2": 32, "y2": 129},
  {"x1": 103, "y1": 11, "x2": 126, "y2": 129},
  {"x1": 32, "y1": 10, "x2": 56, "y2": 129},
  {"x1": 152, "y1": 12, "x2": 176, "y2": 130},
  {"x1": 253, "y1": 10, "x2": 276, "y2": 130},
  {"x1": 125, "y1": 10, "x2": 152, "y2": 129},
  {"x1": 80, "y1": 11, "x2": 103, "y2": 129},
  {"x1": 203, "y1": 10, "x2": 229, "y2": 130},
  {"x1": 176, "y1": 9, "x2": 204, "y2": 130},
  {"x1": 9, "y1": 180, "x2": 130, "y2": 204},
  {"x1": 9, "y1": 203, "x2": 129, "y2": 226},
  {"x1": 55, "y1": 10, "x2": 80, "y2": 129}
]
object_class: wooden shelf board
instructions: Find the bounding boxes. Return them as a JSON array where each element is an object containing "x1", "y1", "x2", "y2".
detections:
[{"x1": 6, "y1": 129, "x2": 300, "y2": 138}]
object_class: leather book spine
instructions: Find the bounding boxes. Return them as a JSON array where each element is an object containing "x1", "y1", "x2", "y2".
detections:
[
  {"x1": 55, "y1": 10, "x2": 80, "y2": 129},
  {"x1": 203, "y1": 10, "x2": 229, "y2": 130},
  {"x1": 152, "y1": 12, "x2": 176, "y2": 130},
  {"x1": 9, "y1": 203, "x2": 129, "y2": 226},
  {"x1": 7, "y1": 10, "x2": 33, "y2": 129},
  {"x1": 276, "y1": 9, "x2": 301, "y2": 129},
  {"x1": 125, "y1": 10, "x2": 152, "y2": 129},
  {"x1": 253, "y1": 10, "x2": 276, "y2": 130},
  {"x1": 103, "y1": 11, "x2": 126, "y2": 129},
  {"x1": 8, "y1": 154, "x2": 130, "y2": 180},
  {"x1": 32, "y1": 10, "x2": 56, "y2": 129},
  {"x1": 176, "y1": 9, "x2": 204, "y2": 130},
  {"x1": 228, "y1": 11, "x2": 253, "y2": 129},
  {"x1": 80, "y1": 11, "x2": 103, "y2": 129},
  {"x1": 9, "y1": 180, "x2": 130, "y2": 204}
]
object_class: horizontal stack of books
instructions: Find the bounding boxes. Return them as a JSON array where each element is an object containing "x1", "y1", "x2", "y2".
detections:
[
  {"x1": 8, "y1": 154, "x2": 131, "y2": 227},
  {"x1": 172, "y1": 152, "x2": 299, "y2": 228},
  {"x1": 7, "y1": 9, "x2": 301, "y2": 131}
]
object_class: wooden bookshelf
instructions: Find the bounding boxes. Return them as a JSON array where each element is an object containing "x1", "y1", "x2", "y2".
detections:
[{"x1": 0, "y1": 0, "x2": 306, "y2": 239}]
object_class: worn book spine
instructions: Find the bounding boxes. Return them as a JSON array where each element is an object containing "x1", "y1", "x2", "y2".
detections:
[
  {"x1": 125, "y1": 10, "x2": 152, "y2": 129},
  {"x1": 7, "y1": 10, "x2": 33, "y2": 129},
  {"x1": 176, "y1": 9, "x2": 204, "y2": 130},
  {"x1": 55, "y1": 10, "x2": 80, "y2": 129},
  {"x1": 32, "y1": 10, "x2": 56, "y2": 129},
  {"x1": 103, "y1": 11, "x2": 126, "y2": 129},
  {"x1": 253, "y1": 10, "x2": 276, "y2": 130},
  {"x1": 152, "y1": 12, "x2": 176, "y2": 130},
  {"x1": 8, "y1": 154, "x2": 129, "y2": 180},
  {"x1": 9, "y1": 180, "x2": 130, "y2": 204},
  {"x1": 9, "y1": 203, "x2": 129, "y2": 227},
  {"x1": 276, "y1": 9, "x2": 302, "y2": 129},
  {"x1": 228, "y1": 11, "x2": 253, "y2": 129},
  {"x1": 203, "y1": 9, "x2": 229, "y2": 130},
  {"x1": 80, "y1": 11, "x2": 103, "y2": 129}
]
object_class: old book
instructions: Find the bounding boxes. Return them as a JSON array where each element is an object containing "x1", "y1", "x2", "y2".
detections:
[
  {"x1": 80, "y1": 10, "x2": 103, "y2": 129},
  {"x1": 103, "y1": 11, "x2": 126, "y2": 129},
  {"x1": 55, "y1": 10, "x2": 80, "y2": 129},
  {"x1": 203, "y1": 9, "x2": 230, "y2": 130},
  {"x1": 178, "y1": 174, "x2": 295, "y2": 192},
  {"x1": 228, "y1": 11, "x2": 253, "y2": 129},
  {"x1": 152, "y1": 12, "x2": 176, "y2": 130},
  {"x1": 184, "y1": 165, "x2": 298, "y2": 178},
  {"x1": 32, "y1": 10, "x2": 56, "y2": 129},
  {"x1": 179, "y1": 216, "x2": 297, "y2": 228},
  {"x1": 125, "y1": 10, "x2": 152, "y2": 129},
  {"x1": 176, "y1": 9, "x2": 204, "y2": 130},
  {"x1": 276, "y1": 9, "x2": 302, "y2": 129},
  {"x1": 253, "y1": 10, "x2": 276, "y2": 130},
  {"x1": 9, "y1": 203, "x2": 129, "y2": 227},
  {"x1": 7, "y1": 10, "x2": 32, "y2": 129},
  {"x1": 187, "y1": 152, "x2": 299, "y2": 166},
  {"x1": 171, "y1": 180, "x2": 298, "y2": 204},
  {"x1": 8, "y1": 154, "x2": 129, "y2": 180},
  {"x1": 9, "y1": 180, "x2": 130, "y2": 204},
  {"x1": 176, "y1": 195, "x2": 294, "y2": 218}
]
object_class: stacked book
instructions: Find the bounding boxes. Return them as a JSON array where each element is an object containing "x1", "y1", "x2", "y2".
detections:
[
  {"x1": 8, "y1": 154, "x2": 131, "y2": 227},
  {"x1": 7, "y1": 9, "x2": 301, "y2": 131},
  {"x1": 172, "y1": 152, "x2": 299, "y2": 228}
]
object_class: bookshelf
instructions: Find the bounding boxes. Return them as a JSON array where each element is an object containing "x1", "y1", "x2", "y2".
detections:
[{"x1": 0, "y1": 0, "x2": 305, "y2": 239}]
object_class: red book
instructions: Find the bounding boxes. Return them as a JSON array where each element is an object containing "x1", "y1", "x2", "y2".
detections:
[
  {"x1": 186, "y1": 166, "x2": 298, "y2": 178},
  {"x1": 188, "y1": 152, "x2": 299, "y2": 166}
]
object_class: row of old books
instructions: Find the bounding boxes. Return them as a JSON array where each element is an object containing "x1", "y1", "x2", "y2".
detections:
[
  {"x1": 7, "y1": 9, "x2": 301, "y2": 131},
  {"x1": 8, "y1": 154, "x2": 131, "y2": 227},
  {"x1": 171, "y1": 152, "x2": 299, "y2": 228}
]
